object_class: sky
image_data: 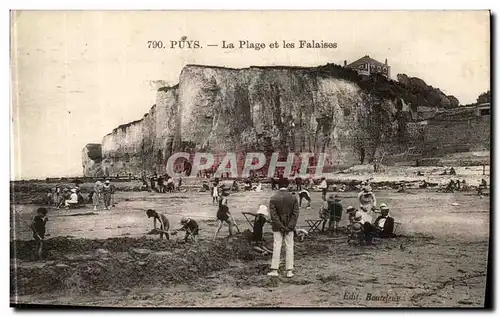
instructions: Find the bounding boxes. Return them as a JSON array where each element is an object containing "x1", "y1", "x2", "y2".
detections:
[{"x1": 11, "y1": 11, "x2": 490, "y2": 180}]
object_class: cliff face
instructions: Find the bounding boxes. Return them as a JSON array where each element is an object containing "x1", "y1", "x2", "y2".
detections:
[
  {"x1": 81, "y1": 144, "x2": 103, "y2": 177},
  {"x1": 83, "y1": 64, "x2": 412, "y2": 177}
]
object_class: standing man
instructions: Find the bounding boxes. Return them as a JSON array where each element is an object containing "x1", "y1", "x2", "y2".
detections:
[
  {"x1": 150, "y1": 173, "x2": 157, "y2": 192},
  {"x1": 157, "y1": 174, "x2": 165, "y2": 193},
  {"x1": 268, "y1": 178, "x2": 299, "y2": 278},
  {"x1": 295, "y1": 176, "x2": 303, "y2": 191}
]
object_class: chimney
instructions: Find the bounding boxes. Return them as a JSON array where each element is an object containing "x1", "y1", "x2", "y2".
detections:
[
  {"x1": 385, "y1": 58, "x2": 388, "y2": 65},
  {"x1": 343, "y1": 60, "x2": 347, "y2": 67}
]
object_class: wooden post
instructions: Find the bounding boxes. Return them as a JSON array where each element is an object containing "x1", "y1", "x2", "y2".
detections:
[{"x1": 483, "y1": 164, "x2": 486, "y2": 175}]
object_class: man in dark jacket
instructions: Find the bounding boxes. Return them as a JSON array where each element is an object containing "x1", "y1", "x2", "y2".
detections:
[
  {"x1": 268, "y1": 178, "x2": 299, "y2": 278},
  {"x1": 373, "y1": 203, "x2": 395, "y2": 238}
]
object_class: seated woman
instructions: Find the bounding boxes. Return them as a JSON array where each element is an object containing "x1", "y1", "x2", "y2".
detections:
[
  {"x1": 373, "y1": 204, "x2": 395, "y2": 238},
  {"x1": 243, "y1": 205, "x2": 272, "y2": 254},
  {"x1": 64, "y1": 189, "x2": 79, "y2": 209}
]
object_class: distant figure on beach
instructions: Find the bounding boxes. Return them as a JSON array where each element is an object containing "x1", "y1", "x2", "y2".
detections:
[
  {"x1": 270, "y1": 178, "x2": 278, "y2": 190},
  {"x1": 211, "y1": 183, "x2": 219, "y2": 205},
  {"x1": 319, "y1": 177, "x2": 328, "y2": 201},
  {"x1": 295, "y1": 176, "x2": 303, "y2": 191},
  {"x1": 102, "y1": 180, "x2": 113, "y2": 210}
]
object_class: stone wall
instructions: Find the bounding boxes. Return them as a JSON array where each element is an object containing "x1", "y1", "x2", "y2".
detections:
[{"x1": 423, "y1": 115, "x2": 490, "y2": 156}]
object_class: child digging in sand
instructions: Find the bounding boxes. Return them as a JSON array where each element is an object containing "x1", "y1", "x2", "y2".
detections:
[
  {"x1": 31, "y1": 207, "x2": 48, "y2": 260},
  {"x1": 146, "y1": 209, "x2": 170, "y2": 239},
  {"x1": 174, "y1": 217, "x2": 199, "y2": 242}
]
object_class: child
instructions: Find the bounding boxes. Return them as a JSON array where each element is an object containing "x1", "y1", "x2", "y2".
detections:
[
  {"x1": 328, "y1": 195, "x2": 343, "y2": 233},
  {"x1": 297, "y1": 188, "x2": 312, "y2": 208},
  {"x1": 211, "y1": 183, "x2": 219, "y2": 205},
  {"x1": 146, "y1": 209, "x2": 170, "y2": 239},
  {"x1": 214, "y1": 189, "x2": 234, "y2": 238},
  {"x1": 177, "y1": 217, "x2": 199, "y2": 242},
  {"x1": 319, "y1": 199, "x2": 329, "y2": 232},
  {"x1": 31, "y1": 207, "x2": 48, "y2": 260}
]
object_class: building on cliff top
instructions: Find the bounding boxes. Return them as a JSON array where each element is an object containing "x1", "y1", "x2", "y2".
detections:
[{"x1": 344, "y1": 55, "x2": 391, "y2": 79}]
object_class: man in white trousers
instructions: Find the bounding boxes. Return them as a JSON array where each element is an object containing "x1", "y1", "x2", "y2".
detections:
[{"x1": 268, "y1": 178, "x2": 300, "y2": 278}]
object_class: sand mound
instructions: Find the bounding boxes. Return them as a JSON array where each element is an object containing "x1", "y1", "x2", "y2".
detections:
[{"x1": 11, "y1": 235, "x2": 260, "y2": 296}]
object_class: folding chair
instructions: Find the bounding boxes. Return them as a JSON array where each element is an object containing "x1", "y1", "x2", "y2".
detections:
[{"x1": 305, "y1": 219, "x2": 323, "y2": 234}]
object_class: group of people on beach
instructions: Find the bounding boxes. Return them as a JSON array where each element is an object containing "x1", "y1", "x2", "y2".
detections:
[
  {"x1": 44, "y1": 180, "x2": 115, "y2": 211},
  {"x1": 143, "y1": 173, "x2": 181, "y2": 193}
]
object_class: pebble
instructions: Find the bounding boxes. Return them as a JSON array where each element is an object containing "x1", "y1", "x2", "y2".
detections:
[
  {"x1": 153, "y1": 251, "x2": 173, "y2": 256},
  {"x1": 131, "y1": 248, "x2": 152, "y2": 255}
]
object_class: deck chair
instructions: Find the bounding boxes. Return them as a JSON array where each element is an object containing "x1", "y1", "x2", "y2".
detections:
[{"x1": 242, "y1": 212, "x2": 256, "y2": 232}]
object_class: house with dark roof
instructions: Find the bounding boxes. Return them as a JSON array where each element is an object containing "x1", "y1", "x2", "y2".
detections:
[{"x1": 344, "y1": 55, "x2": 391, "y2": 79}]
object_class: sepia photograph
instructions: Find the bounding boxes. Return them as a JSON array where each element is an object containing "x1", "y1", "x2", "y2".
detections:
[{"x1": 9, "y1": 10, "x2": 491, "y2": 308}]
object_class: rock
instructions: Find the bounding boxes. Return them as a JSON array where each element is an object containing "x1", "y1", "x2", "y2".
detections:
[
  {"x1": 65, "y1": 254, "x2": 93, "y2": 261},
  {"x1": 138, "y1": 261, "x2": 146, "y2": 266},
  {"x1": 95, "y1": 248, "x2": 110, "y2": 256},
  {"x1": 55, "y1": 263, "x2": 69, "y2": 269},
  {"x1": 131, "y1": 248, "x2": 152, "y2": 255}
]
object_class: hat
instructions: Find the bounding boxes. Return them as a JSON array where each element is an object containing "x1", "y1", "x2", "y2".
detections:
[
  {"x1": 278, "y1": 178, "x2": 290, "y2": 189},
  {"x1": 346, "y1": 206, "x2": 355, "y2": 212},
  {"x1": 334, "y1": 195, "x2": 341, "y2": 201},
  {"x1": 105, "y1": 180, "x2": 110, "y2": 184},
  {"x1": 180, "y1": 216, "x2": 188, "y2": 224},
  {"x1": 71, "y1": 188, "x2": 77, "y2": 193},
  {"x1": 379, "y1": 203, "x2": 389, "y2": 211},
  {"x1": 257, "y1": 205, "x2": 268, "y2": 216},
  {"x1": 363, "y1": 186, "x2": 371, "y2": 192}
]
